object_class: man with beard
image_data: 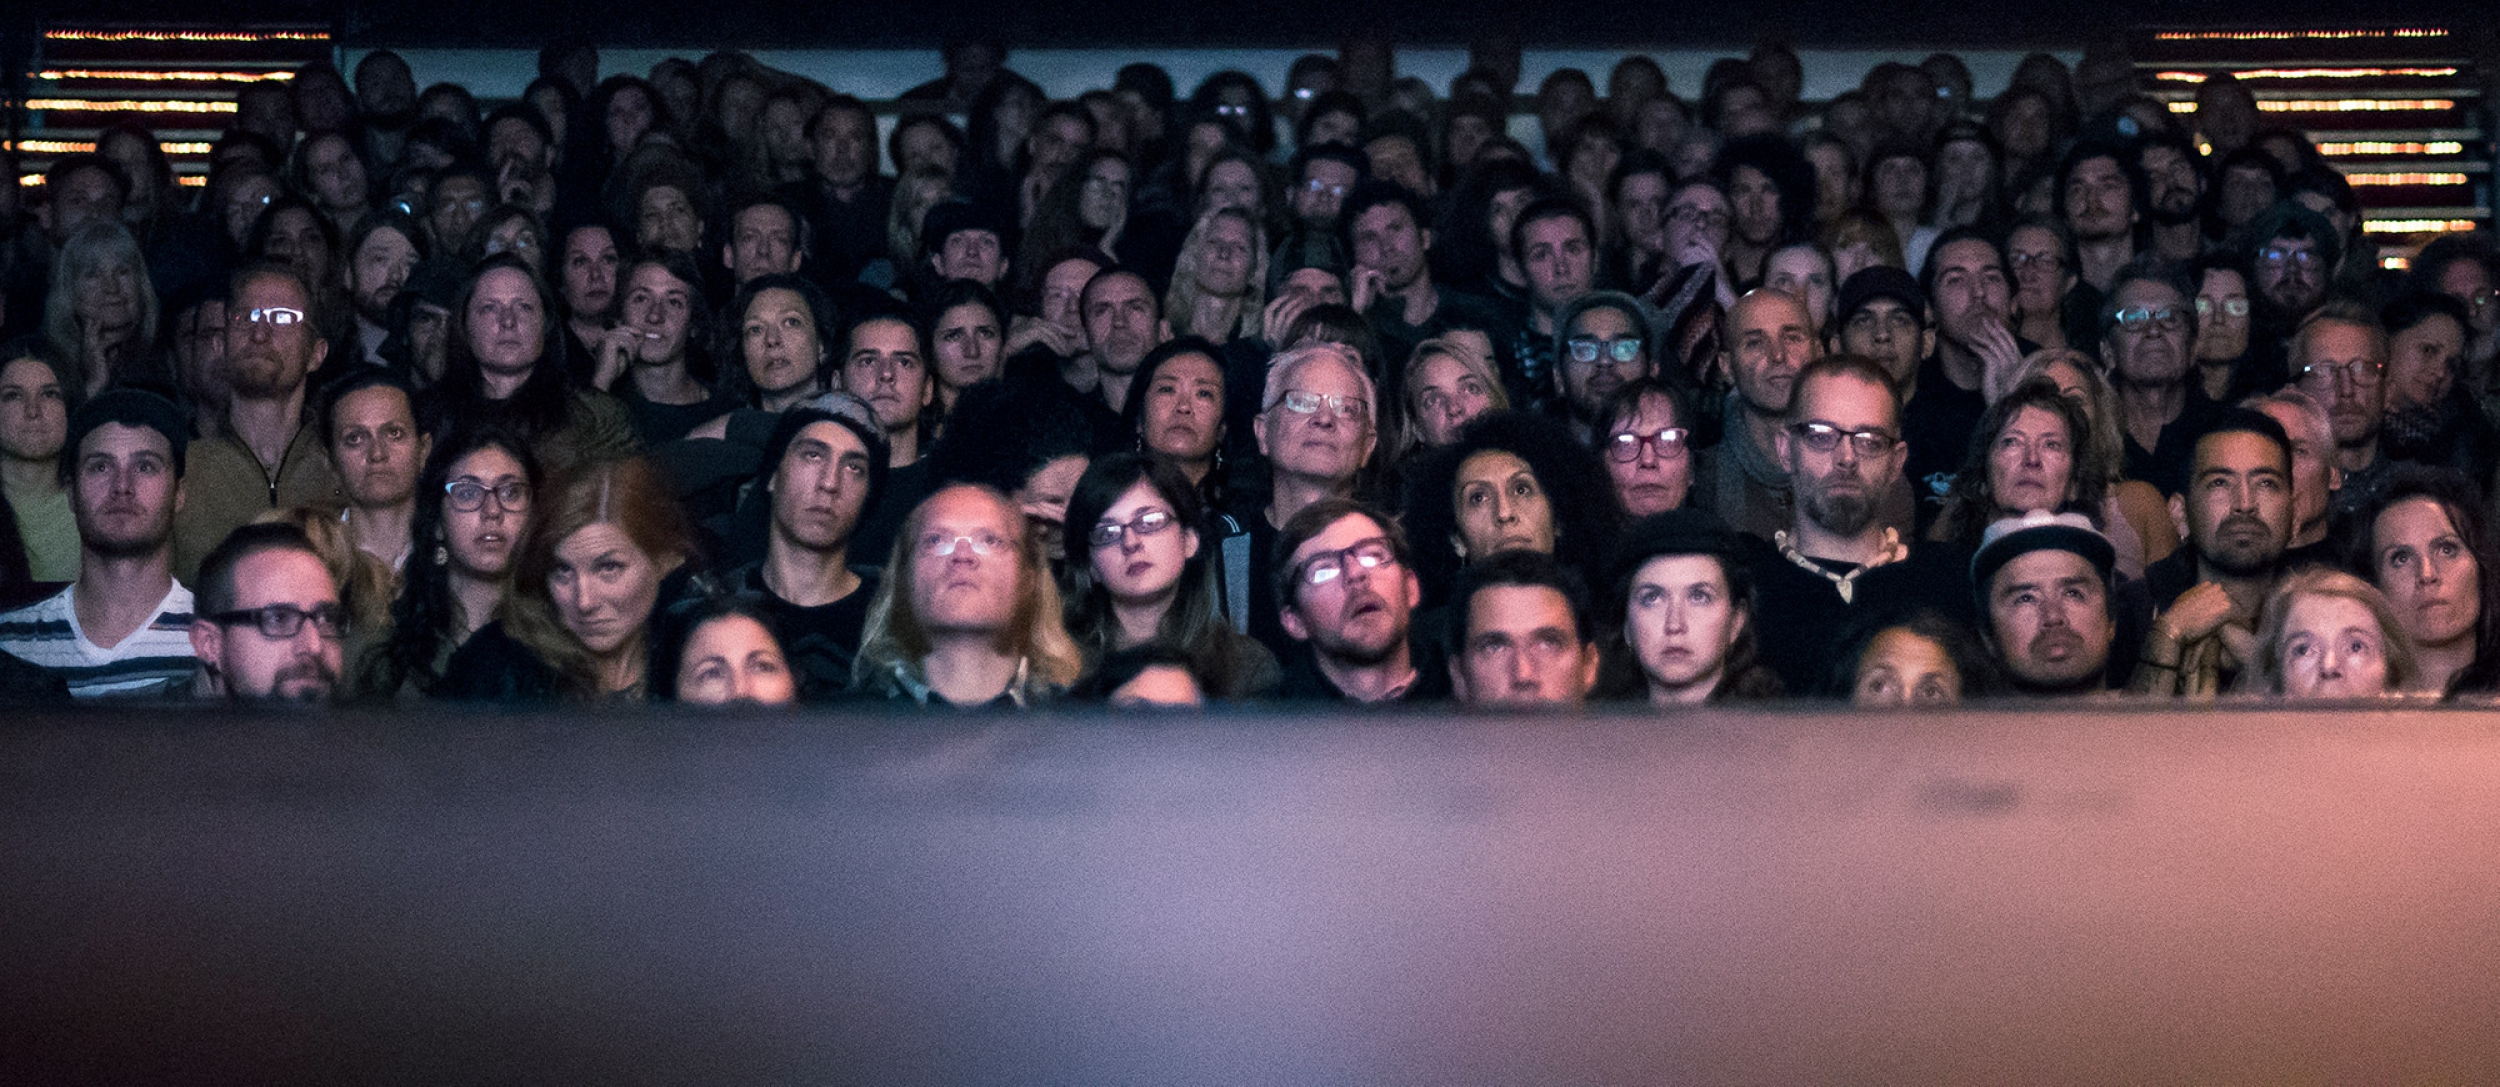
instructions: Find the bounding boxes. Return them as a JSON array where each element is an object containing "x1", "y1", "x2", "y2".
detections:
[
  {"x1": 344, "y1": 215, "x2": 422, "y2": 369},
  {"x1": 186, "y1": 522, "x2": 347, "y2": 704},
  {"x1": 1343, "y1": 182, "x2": 1502, "y2": 377},
  {"x1": 1903, "y1": 228, "x2": 2023, "y2": 524},
  {"x1": 2102, "y1": 258, "x2": 2219, "y2": 497},
  {"x1": 2243, "y1": 203, "x2": 2341, "y2": 357},
  {"x1": 352, "y1": 50, "x2": 418, "y2": 166},
  {"x1": 1974, "y1": 510, "x2": 2134, "y2": 697},
  {"x1": 2136, "y1": 410, "x2": 2295, "y2": 695},
  {"x1": 734, "y1": 395, "x2": 888, "y2": 701},
  {"x1": 1551, "y1": 293, "x2": 1656, "y2": 445},
  {"x1": 1273, "y1": 497, "x2": 1449, "y2": 704},
  {"x1": 1745, "y1": 355, "x2": 1975, "y2": 692},
  {"x1": 2286, "y1": 304, "x2": 2394, "y2": 520},
  {"x1": 2056, "y1": 140, "x2": 2143, "y2": 295},
  {"x1": 1704, "y1": 287, "x2": 1893, "y2": 542},
  {"x1": 320, "y1": 370, "x2": 428, "y2": 573},
  {"x1": 0, "y1": 390, "x2": 199, "y2": 699},
  {"x1": 1078, "y1": 268, "x2": 1167, "y2": 418},
  {"x1": 174, "y1": 264, "x2": 344, "y2": 583},
  {"x1": 2136, "y1": 132, "x2": 2206, "y2": 262}
]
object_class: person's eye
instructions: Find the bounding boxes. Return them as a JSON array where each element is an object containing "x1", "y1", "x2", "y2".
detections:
[
  {"x1": 1633, "y1": 586, "x2": 1663, "y2": 608},
  {"x1": 1687, "y1": 586, "x2": 1716, "y2": 604},
  {"x1": 2439, "y1": 541, "x2": 2463, "y2": 558},
  {"x1": 697, "y1": 663, "x2": 729, "y2": 684},
  {"x1": 752, "y1": 657, "x2": 785, "y2": 675}
]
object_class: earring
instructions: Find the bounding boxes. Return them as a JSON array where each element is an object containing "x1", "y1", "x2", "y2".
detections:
[{"x1": 433, "y1": 544, "x2": 449, "y2": 566}]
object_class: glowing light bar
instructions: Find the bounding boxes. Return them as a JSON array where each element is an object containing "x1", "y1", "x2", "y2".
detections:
[
  {"x1": 2258, "y1": 99, "x2": 2455, "y2": 112},
  {"x1": 2383, "y1": 256, "x2": 2413, "y2": 271},
  {"x1": 2347, "y1": 172, "x2": 2469, "y2": 185},
  {"x1": 44, "y1": 29, "x2": 328, "y2": 43},
  {"x1": 178, "y1": 176, "x2": 205, "y2": 187},
  {"x1": 2153, "y1": 28, "x2": 2446, "y2": 42},
  {"x1": 39, "y1": 69, "x2": 294, "y2": 83},
  {"x1": 2364, "y1": 218, "x2": 2479, "y2": 234},
  {"x1": 2317, "y1": 140, "x2": 2466, "y2": 155},
  {"x1": 2154, "y1": 67, "x2": 2459, "y2": 83},
  {"x1": 8, "y1": 139, "x2": 215, "y2": 155},
  {"x1": 26, "y1": 98, "x2": 236, "y2": 114}
]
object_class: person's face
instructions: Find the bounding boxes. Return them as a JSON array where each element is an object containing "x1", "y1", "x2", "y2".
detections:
[
  {"x1": 761, "y1": 99, "x2": 810, "y2": 168},
  {"x1": 465, "y1": 266, "x2": 547, "y2": 377},
  {"x1": 1140, "y1": 352, "x2": 1225, "y2": 462},
  {"x1": 2386, "y1": 314, "x2": 2466, "y2": 415},
  {"x1": 1929, "y1": 238, "x2": 2012, "y2": 350},
  {"x1": 1764, "y1": 248, "x2": 1834, "y2": 331},
  {"x1": 2246, "y1": 401, "x2": 2331, "y2": 540},
  {"x1": 1453, "y1": 449, "x2": 1556, "y2": 560},
  {"x1": 2140, "y1": 144, "x2": 2200, "y2": 219},
  {"x1": 606, "y1": 87, "x2": 655, "y2": 153},
  {"x1": 727, "y1": 205, "x2": 800, "y2": 282},
  {"x1": 1280, "y1": 513, "x2": 1420, "y2": 661},
  {"x1": 486, "y1": 118, "x2": 548, "y2": 185},
  {"x1": 1351, "y1": 202, "x2": 1429, "y2": 291},
  {"x1": 2256, "y1": 236, "x2": 2327, "y2": 315},
  {"x1": 1203, "y1": 160, "x2": 1261, "y2": 216},
  {"x1": 72, "y1": 250, "x2": 141, "y2": 330},
  {"x1": 1871, "y1": 155, "x2": 1926, "y2": 221},
  {"x1": 560, "y1": 227, "x2": 620, "y2": 319},
  {"x1": 443, "y1": 446, "x2": 529, "y2": 578},
  {"x1": 1487, "y1": 186, "x2": 1536, "y2": 260},
  {"x1": 2193, "y1": 267, "x2": 2251, "y2": 362},
  {"x1": 911, "y1": 487, "x2": 1026, "y2": 636},
  {"x1": 70, "y1": 423, "x2": 180, "y2": 558},
  {"x1": 1411, "y1": 353, "x2": 1494, "y2": 448},
  {"x1": 1294, "y1": 158, "x2": 1359, "y2": 226},
  {"x1": 1366, "y1": 135, "x2": 1431, "y2": 197},
  {"x1": 199, "y1": 549, "x2": 344, "y2": 703},
  {"x1": 2278, "y1": 593, "x2": 2392, "y2": 699},
  {"x1": 2436, "y1": 258, "x2": 2498, "y2": 336},
  {"x1": 1088, "y1": 478, "x2": 1199, "y2": 603},
  {"x1": 1560, "y1": 304, "x2": 1649, "y2": 420},
  {"x1": 932, "y1": 302, "x2": 1004, "y2": 393},
  {"x1": 1987, "y1": 405, "x2": 2074, "y2": 515},
  {"x1": 2183, "y1": 430, "x2": 2292, "y2": 575},
  {"x1": 635, "y1": 185, "x2": 701, "y2": 255},
  {"x1": 674, "y1": 615, "x2": 796, "y2": 706},
  {"x1": 1256, "y1": 356, "x2": 1375, "y2": 486},
  {"x1": 1014, "y1": 454, "x2": 1087, "y2": 556},
  {"x1": 2062, "y1": 155, "x2": 2134, "y2": 241},
  {"x1": 2372, "y1": 496, "x2": 2479, "y2": 653},
  {"x1": 1082, "y1": 273, "x2": 1159, "y2": 375},
  {"x1": 893, "y1": 122, "x2": 957, "y2": 179},
  {"x1": 2216, "y1": 165, "x2": 2277, "y2": 230},
  {"x1": 47, "y1": 166, "x2": 124, "y2": 244},
  {"x1": 1729, "y1": 291, "x2": 1820, "y2": 414},
  {"x1": 223, "y1": 272, "x2": 324, "y2": 400},
  {"x1": 812, "y1": 108, "x2": 876, "y2": 188},
  {"x1": 1851, "y1": 628, "x2": 1961, "y2": 706},
  {"x1": 916, "y1": 227, "x2": 993, "y2": 286},
  {"x1": 1777, "y1": 371, "x2": 1905, "y2": 537},
  {"x1": 2293, "y1": 321, "x2": 2386, "y2": 448},
  {"x1": 1078, "y1": 158, "x2": 1132, "y2": 231},
  {"x1": 1276, "y1": 267, "x2": 1349, "y2": 310},
  {"x1": 623, "y1": 263, "x2": 695, "y2": 366},
  {"x1": 770, "y1": 420, "x2": 869, "y2": 553},
  {"x1": 1725, "y1": 168, "x2": 1785, "y2": 250},
  {"x1": 259, "y1": 207, "x2": 332, "y2": 286},
  {"x1": 740, "y1": 287, "x2": 822, "y2": 398},
  {"x1": 348, "y1": 226, "x2": 417, "y2": 324},
  {"x1": 843, "y1": 319, "x2": 932, "y2": 433},
  {"x1": 1838, "y1": 296, "x2": 1928, "y2": 387},
  {"x1": 549, "y1": 521, "x2": 667, "y2": 658},
  {"x1": 525, "y1": 86, "x2": 570, "y2": 149},
  {"x1": 1306, "y1": 107, "x2": 1362, "y2": 151},
  {"x1": 1988, "y1": 549, "x2": 2113, "y2": 691},
  {"x1": 2104, "y1": 277, "x2": 2193, "y2": 388},
  {"x1": 1192, "y1": 216, "x2": 1255, "y2": 297},
  {"x1": 356, "y1": 54, "x2": 417, "y2": 117},
  {"x1": 1521, "y1": 216, "x2": 1594, "y2": 313},
  {"x1": 1039, "y1": 258, "x2": 1100, "y2": 330},
  {"x1": 305, "y1": 135, "x2": 369, "y2": 212},
  {"x1": 1606, "y1": 392, "x2": 1691, "y2": 517},
  {"x1": 1455, "y1": 583, "x2": 1597, "y2": 708},
  {"x1": 1627, "y1": 553, "x2": 1742, "y2": 698},
  {"x1": 2007, "y1": 224, "x2": 2072, "y2": 315},
  {"x1": 1028, "y1": 113, "x2": 1091, "y2": 177},
  {"x1": 488, "y1": 219, "x2": 546, "y2": 272},
  {"x1": 330, "y1": 384, "x2": 427, "y2": 509},
  {"x1": 1110, "y1": 663, "x2": 1204, "y2": 707},
  {"x1": 1616, "y1": 171, "x2": 1670, "y2": 254},
  {"x1": 427, "y1": 174, "x2": 488, "y2": 251},
  {"x1": 0, "y1": 358, "x2": 67, "y2": 463},
  {"x1": 1445, "y1": 114, "x2": 1498, "y2": 169}
]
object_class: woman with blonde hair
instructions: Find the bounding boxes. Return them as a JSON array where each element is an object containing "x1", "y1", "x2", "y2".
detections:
[
  {"x1": 853, "y1": 483, "x2": 1084, "y2": 708},
  {"x1": 885, "y1": 164, "x2": 957, "y2": 274},
  {"x1": 42, "y1": 220, "x2": 160, "y2": 399},
  {"x1": 2241, "y1": 568, "x2": 2418, "y2": 700},
  {"x1": 1163, "y1": 207, "x2": 1267, "y2": 344},
  {"x1": 1394, "y1": 336, "x2": 1510, "y2": 462}
]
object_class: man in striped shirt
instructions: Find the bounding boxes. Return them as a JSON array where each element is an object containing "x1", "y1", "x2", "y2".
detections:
[{"x1": 0, "y1": 390, "x2": 197, "y2": 699}]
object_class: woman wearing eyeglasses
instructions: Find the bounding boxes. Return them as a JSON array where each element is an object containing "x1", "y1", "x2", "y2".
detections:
[
  {"x1": 438, "y1": 455, "x2": 696, "y2": 702},
  {"x1": 357, "y1": 424, "x2": 541, "y2": 699},
  {"x1": 1596, "y1": 377, "x2": 1696, "y2": 518},
  {"x1": 852, "y1": 483, "x2": 1084, "y2": 708},
  {"x1": 1062, "y1": 453, "x2": 1278, "y2": 701}
]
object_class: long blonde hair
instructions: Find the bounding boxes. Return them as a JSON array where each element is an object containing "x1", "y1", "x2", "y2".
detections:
[
  {"x1": 852, "y1": 483, "x2": 1084, "y2": 694},
  {"x1": 1163, "y1": 207, "x2": 1267, "y2": 342}
]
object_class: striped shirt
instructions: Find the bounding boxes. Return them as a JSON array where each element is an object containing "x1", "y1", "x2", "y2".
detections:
[{"x1": 0, "y1": 582, "x2": 197, "y2": 699}]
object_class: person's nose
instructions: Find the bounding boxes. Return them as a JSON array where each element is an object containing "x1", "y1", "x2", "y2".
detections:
[
  {"x1": 1508, "y1": 647, "x2": 1539, "y2": 688},
  {"x1": 1636, "y1": 438, "x2": 1661, "y2": 468},
  {"x1": 2038, "y1": 597, "x2": 2069, "y2": 629},
  {"x1": 1492, "y1": 489, "x2": 1520, "y2": 525},
  {"x1": 1660, "y1": 597, "x2": 1687, "y2": 634},
  {"x1": 2317, "y1": 642, "x2": 2346, "y2": 680},
  {"x1": 2019, "y1": 439, "x2": 2043, "y2": 468},
  {"x1": 1830, "y1": 435, "x2": 1861, "y2": 469},
  {"x1": 564, "y1": 577, "x2": 600, "y2": 618},
  {"x1": 2228, "y1": 480, "x2": 2257, "y2": 514}
]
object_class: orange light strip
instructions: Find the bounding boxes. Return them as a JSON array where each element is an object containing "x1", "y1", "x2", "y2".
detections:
[
  {"x1": 2154, "y1": 67, "x2": 2459, "y2": 83},
  {"x1": 26, "y1": 98, "x2": 237, "y2": 114},
  {"x1": 39, "y1": 69, "x2": 295, "y2": 83},
  {"x1": 178, "y1": 176, "x2": 205, "y2": 187},
  {"x1": 2382, "y1": 256, "x2": 2412, "y2": 271},
  {"x1": 2364, "y1": 218, "x2": 2479, "y2": 234},
  {"x1": 2258, "y1": 99, "x2": 2455, "y2": 112},
  {"x1": 2317, "y1": 140, "x2": 2466, "y2": 155},
  {"x1": 2153, "y1": 28, "x2": 2446, "y2": 42},
  {"x1": 2347, "y1": 172, "x2": 2469, "y2": 185},
  {"x1": 8, "y1": 139, "x2": 215, "y2": 155},
  {"x1": 44, "y1": 29, "x2": 328, "y2": 42}
]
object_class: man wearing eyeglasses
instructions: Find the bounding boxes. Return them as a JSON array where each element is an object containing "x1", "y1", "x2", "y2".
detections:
[
  {"x1": 1746, "y1": 355, "x2": 1976, "y2": 692},
  {"x1": 2101, "y1": 259, "x2": 2220, "y2": 498},
  {"x1": 185, "y1": 522, "x2": 345, "y2": 703},
  {"x1": 1551, "y1": 293, "x2": 1656, "y2": 445},
  {"x1": 173, "y1": 263, "x2": 345, "y2": 583},
  {"x1": 1246, "y1": 344, "x2": 1378, "y2": 657},
  {"x1": 1273, "y1": 498, "x2": 1446, "y2": 704},
  {"x1": 2287, "y1": 305, "x2": 2395, "y2": 521},
  {"x1": 2245, "y1": 205, "x2": 2340, "y2": 339},
  {"x1": 1274, "y1": 144, "x2": 1367, "y2": 281}
]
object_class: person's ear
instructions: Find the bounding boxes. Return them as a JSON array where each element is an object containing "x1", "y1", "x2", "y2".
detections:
[
  {"x1": 1774, "y1": 425, "x2": 1796, "y2": 472},
  {"x1": 1279, "y1": 602, "x2": 1310, "y2": 641},
  {"x1": 1449, "y1": 654, "x2": 1471, "y2": 702},
  {"x1": 1180, "y1": 527, "x2": 1200, "y2": 561},
  {"x1": 1253, "y1": 411, "x2": 1274, "y2": 457},
  {"x1": 2169, "y1": 492, "x2": 2188, "y2": 542},
  {"x1": 723, "y1": 242, "x2": 737, "y2": 272},
  {"x1": 1575, "y1": 641, "x2": 1601, "y2": 696},
  {"x1": 1401, "y1": 569, "x2": 1421, "y2": 609},
  {"x1": 188, "y1": 619, "x2": 222, "y2": 673}
]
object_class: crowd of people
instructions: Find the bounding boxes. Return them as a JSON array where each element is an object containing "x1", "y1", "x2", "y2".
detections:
[{"x1": 1, "y1": 33, "x2": 2496, "y2": 710}]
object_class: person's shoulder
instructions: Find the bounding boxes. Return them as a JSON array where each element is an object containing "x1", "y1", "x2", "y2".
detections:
[{"x1": 0, "y1": 583, "x2": 75, "y2": 626}]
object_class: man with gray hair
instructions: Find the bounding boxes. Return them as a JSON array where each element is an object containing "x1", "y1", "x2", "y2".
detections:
[
  {"x1": 2284, "y1": 303, "x2": 2393, "y2": 521},
  {"x1": 1244, "y1": 342, "x2": 1378, "y2": 656},
  {"x1": 2241, "y1": 385, "x2": 2342, "y2": 565}
]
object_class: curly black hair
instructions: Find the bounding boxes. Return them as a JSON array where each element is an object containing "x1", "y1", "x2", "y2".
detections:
[{"x1": 1398, "y1": 409, "x2": 1624, "y2": 610}]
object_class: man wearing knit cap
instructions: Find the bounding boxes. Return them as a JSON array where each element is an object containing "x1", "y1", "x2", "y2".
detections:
[
  {"x1": 1834, "y1": 265, "x2": 1931, "y2": 392},
  {"x1": 921, "y1": 201, "x2": 1011, "y2": 292},
  {"x1": 1972, "y1": 510, "x2": 2122, "y2": 696}
]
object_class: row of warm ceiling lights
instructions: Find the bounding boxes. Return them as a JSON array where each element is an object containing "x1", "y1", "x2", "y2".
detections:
[
  {"x1": 43, "y1": 29, "x2": 328, "y2": 42},
  {"x1": 2168, "y1": 99, "x2": 2461, "y2": 113},
  {"x1": 37, "y1": 69, "x2": 295, "y2": 83},
  {"x1": 2152, "y1": 28, "x2": 2447, "y2": 42},
  {"x1": 2154, "y1": 67, "x2": 2459, "y2": 83}
]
